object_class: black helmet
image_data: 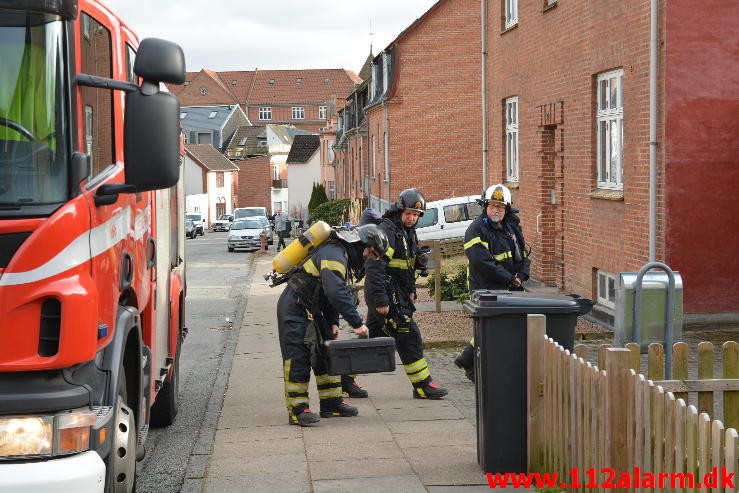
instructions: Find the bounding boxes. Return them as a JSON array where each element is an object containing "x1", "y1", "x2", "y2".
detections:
[
  {"x1": 396, "y1": 188, "x2": 426, "y2": 216},
  {"x1": 355, "y1": 224, "x2": 389, "y2": 258}
]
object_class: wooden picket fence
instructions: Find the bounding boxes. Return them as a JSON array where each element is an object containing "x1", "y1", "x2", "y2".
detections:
[{"x1": 526, "y1": 314, "x2": 739, "y2": 492}]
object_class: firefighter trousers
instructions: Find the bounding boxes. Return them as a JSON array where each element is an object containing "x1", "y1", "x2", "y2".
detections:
[
  {"x1": 369, "y1": 317, "x2": 432, "y2": 389},
  {"x1": 277, "y1": 287, "x2": 342, "y2": 416}
]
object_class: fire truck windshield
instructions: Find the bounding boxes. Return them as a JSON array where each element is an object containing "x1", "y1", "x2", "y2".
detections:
[{"x1": 0, "y1": 10, "x2": 69, "y2": 209}]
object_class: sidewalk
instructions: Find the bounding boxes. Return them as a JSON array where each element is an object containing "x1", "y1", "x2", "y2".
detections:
[{"x1": 201, "y1": 254, "x2": 535, "y2": 492}]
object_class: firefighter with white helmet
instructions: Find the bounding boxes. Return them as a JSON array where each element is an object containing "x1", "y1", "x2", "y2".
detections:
[{"x1": 454, "y1": 184, "x2": 530, "y2": 381}]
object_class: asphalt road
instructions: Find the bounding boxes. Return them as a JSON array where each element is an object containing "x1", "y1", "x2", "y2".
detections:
[{"x1": 135, "y1": 231, "x2": 255, "y2": 493}]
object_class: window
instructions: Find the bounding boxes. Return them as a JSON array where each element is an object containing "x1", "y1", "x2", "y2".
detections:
[
  {"x1": 415, "y1": 208, "x2": 438, "y2": 228},
  {"x1": 208, "y1": 111, "x2": 217, "y2": 119},
  {"x1": 259, "y1": 107, "x2": 271, "y2": 120},
  {"x1": 80, "y1": 13, "x2": 114, "y2": 178},
  {"x1": 197, "y1": 132, "x2": 212, "y2": 145},
  {"x1": 505, "y1": 97, "x2": 519, "y2": 182},
  {"x1": 180, "y1": 112, "x2": 187, "y2": 119},
  {"x1": 371, "y1": 135, "x2": 377, "y2": 176},
  {"x1": 597, "y1": 270, "x2": 616, "y2": 309},
  {"x1": 505, "y1": 0, "x2": 518, "y2": 28},
  {"x1": 318, "y1": 106, "x2": 327, "y2": 120},
  {"x1": 295, "y1": 78, "x2": 302, "y2": 84},
  {"x1": 327, "y1": 181, "x2": 336, "y2": 200},
  {"x1": 596, "y1": 69, "x2": 624, "y2": 189},
  {"x1": 238, "y1": 137, "x2": 247, "y2": 146},
  {"x1": 292, "y1": 107, "x2": 305, "y2": 119},
  {"x1": 125, "y1": 45, "x2": 136, "y2": 83},
  {"x1": 216, "y1": 172, "x2": 224, "y2": 188},
  {"x1": 272, "y1": 164, "x2": 280, "y2": 180}
]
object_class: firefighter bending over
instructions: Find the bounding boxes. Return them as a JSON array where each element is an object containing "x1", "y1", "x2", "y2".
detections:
[{"x1": 277, "y1": 224, "x2": 389, "y2": 426}]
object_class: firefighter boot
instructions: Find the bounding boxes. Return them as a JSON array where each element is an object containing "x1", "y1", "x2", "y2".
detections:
[
  {"x1": 320, "y1": 400, "x2": 359, "y2": 418},
  {"x1": 289, "y1": 408, "x2": 320, "y2": 427},
  {"x1": 454, "y1": 343, "x2": 475, "y2": 382},
  {"x1": 341, "y1": 374, "x2": 369, "y2": 398},
  {"x1": 413, "y1": 381, "x2": 448, "y2": 400}
]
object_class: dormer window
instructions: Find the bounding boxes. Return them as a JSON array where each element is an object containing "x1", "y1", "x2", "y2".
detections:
[
  {"x1": 269, "y1": 79, "x2": 275, "y2": 85},
  {"x1": 231, "y1": 80, "x2": 237, "y2": 85},
  {"x1": 180, "y1": 112, "x2": 187, "y2": 119},
  {"x1": 208, "y1": 111, "x2": 217, "y2": 119},
  {"x1": 239, "y1": 137, "x2": 247, "y2": 146},
  {"x1": 296, "y1": 78, "x2": 302, "y2": 84},
  {"x1": 324, "y1": 77, "x2": 331, "y2": 84}
]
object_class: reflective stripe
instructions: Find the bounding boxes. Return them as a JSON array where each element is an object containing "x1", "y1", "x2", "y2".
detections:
[
  {"x1": 318, "y1": 387, "x2": 343, "y2": 399},
  {"x1": 464, "y1": 236, "x2": 488, "y2": 250},
  {"x1": 284, "y1": 382, "x2": 308, "y2": 392},
  {"x1": 493, "y1": 250, "x2": 513, "y2": 262},
  {"x1": 315, "y1": 374, "x2": 340, "y2": 386},
  {"x1": 407, "y1": 367, "x2": 431, "y2": 383},
  {"x1": 384, "y1": 245, "x2": 395, "y2": 260},
  {"x1": 303, "y1": 259, "x2": 320, "y2": 277},
  {"x1": 404, "y1": 358, "x2": 428, "y2": 373},
  {"x1": 320, "y1": 259, "x2": 346, "y2": 278},
  {"x1": 388, "y1": 259, "x2": 410, "y2": 269},
  {"x1": 287, "y1": 395, "x2": 310, "y2": 406}
]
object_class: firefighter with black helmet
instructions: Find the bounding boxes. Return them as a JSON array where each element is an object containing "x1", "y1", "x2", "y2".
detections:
[
  {"x1": 453, "y1": 184, "x2": 531, "y2": 381},
  {"x1": 357, "y1": 188, "x2": 448, "y2": 400},
  {"x1": 277, "y1": 224, "x2": 389, "y2": 426}
]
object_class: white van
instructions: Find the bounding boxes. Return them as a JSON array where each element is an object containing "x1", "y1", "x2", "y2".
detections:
[
  {"x1": 415, "y1": 195, "x2": 482, "y2": 241},
  {"x1": 233, "y1": 206, "x2": 268, "y2": 220}
]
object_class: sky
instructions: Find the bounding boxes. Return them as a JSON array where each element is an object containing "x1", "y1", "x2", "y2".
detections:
[{"x1": 103, "y1": 0, "x2": 439, "y2": 74}]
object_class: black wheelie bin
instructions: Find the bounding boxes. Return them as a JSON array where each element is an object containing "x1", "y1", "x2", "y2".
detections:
[{"x1": 462, "y1": 290, "x2": 593, "y2": 474}]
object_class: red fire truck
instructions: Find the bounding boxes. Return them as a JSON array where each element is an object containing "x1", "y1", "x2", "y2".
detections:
[{"x1": 0, "y1": 1, "x2": 186, "y2": 491}]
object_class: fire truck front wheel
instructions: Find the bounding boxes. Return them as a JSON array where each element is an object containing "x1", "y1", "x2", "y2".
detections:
[{"x1": 106, "y1": 367, "x2": 137, "y2": 493}]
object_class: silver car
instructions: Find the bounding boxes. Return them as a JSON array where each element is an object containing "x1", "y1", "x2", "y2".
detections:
[{"x1": 227, "y1": 219, "x2": 268, "y2": 252}]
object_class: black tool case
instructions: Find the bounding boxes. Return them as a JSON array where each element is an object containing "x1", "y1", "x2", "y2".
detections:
[{"x1": 325, "y1": 337, "x2": 396, "y2": 375}]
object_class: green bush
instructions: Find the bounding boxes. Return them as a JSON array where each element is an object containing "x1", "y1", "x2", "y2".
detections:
[
  {"x1": 427, "y1": 264, "x2": 469, "y2": 304},
  {"x1": 308, "y1": 199, "x2": 353, "y2": 226},
  {"x1": 308, "y1": 183, "x2": 329, "y2": 215}
]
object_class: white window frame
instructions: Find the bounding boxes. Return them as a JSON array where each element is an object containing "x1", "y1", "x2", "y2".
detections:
[
  {"x1": 505, "y1": 0, "x2": 518, "y2": 29},
  {"x1": 505, "y1": 96, "x2": 519, "y2": 182},
  {"x1": 258, "y1": 107, "x2": 272, "y2": 120},
  {"x1": 292, "y1": 106, "x2": 305, "y2": 120},
  {"x1": 596, "y1": 69, "x2": 624, "y2": 190},
  {"x1": 327, "y1": 181, "x2": 336, "y2": 200},
  {"x1": 597, "y1": 270, "x2": 616, "y2": 309},
  {"x1": 318, "y1": 105, "x2": 327, "y2": 120}
]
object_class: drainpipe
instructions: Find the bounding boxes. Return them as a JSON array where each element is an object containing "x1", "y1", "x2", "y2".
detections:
[
  {"x1": 384, "y1": 100, "x2": 390, "y2": 206},
  {"x1": 649, "y1": 0, "x2": 658, "y2": 262},
  {"x1": 481, "y1": 0, "x2": 488, "y2": 190}
]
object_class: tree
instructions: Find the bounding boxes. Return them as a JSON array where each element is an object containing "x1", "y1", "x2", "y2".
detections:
[{"x1": 308, "y1": 182, "x2": 329, "y2": 215}]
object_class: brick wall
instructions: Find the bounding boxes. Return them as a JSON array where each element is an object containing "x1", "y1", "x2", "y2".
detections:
[
  {"x1": 234, "y1": 155, "x2": 271, "y2": 210},
  {"x1": 366, "y1": 0, "x2": 483, "y2": 206},
  {"x1": 487, "y1": 0, "x2": 657, "y2": 302}
]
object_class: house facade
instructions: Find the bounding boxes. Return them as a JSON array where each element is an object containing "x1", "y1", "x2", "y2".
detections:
[
  {"x1": 180, "y1": 104, "x2": 249, "y2": 151},
  {"x1": 286, "y1": 134, "x2": 321, "y2": 221},
  {"x1": 484, "y1": 0, "x2": 738, "y2": 320},
  {"x1": 169, "y1": 69, "x2": 361, "y2": 133},
  {"x1": 361, "y1": 0, "x2": 483, "y2": 210},
  {"x1": 183, "y1": 144, "x2": 240, "y2": 227}
]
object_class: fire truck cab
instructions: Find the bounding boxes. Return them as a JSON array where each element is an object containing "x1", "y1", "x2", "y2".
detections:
[{"x1": 0, "y1": 1, "x2": 186, "y2": 492}]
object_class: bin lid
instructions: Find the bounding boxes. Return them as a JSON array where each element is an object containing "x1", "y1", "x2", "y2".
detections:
[{"x1": 463, "y1": 290, "x2": 583, "y2": 316}]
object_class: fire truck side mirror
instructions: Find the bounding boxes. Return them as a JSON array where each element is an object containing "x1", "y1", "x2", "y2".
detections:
[{"x1": 123, "y1": 38, "x2": 186, "y2": 192}]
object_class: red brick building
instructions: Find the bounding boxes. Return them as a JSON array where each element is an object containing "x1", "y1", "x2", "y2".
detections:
[
  {"x1": 233, "y1": 154, "x2": 272, "y2": 211},
  {"x1": 484, "y1": 0, "x2": 738, "y2": 320},
  {"x1": 169, "y1": 69, "x2": 361, "y2": 133},
  {"x1": 345, "y1": 0, "x2": 483, "y2": 209}
]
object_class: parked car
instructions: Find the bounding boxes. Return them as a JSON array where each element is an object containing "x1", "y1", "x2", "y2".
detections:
[
  {"x1": 185, "y1": 219, "x2": 197, "y2": 239},
  {"x1": 211, "y1": 214, "x2": 234, "y2": 232},
  {"x1": 185, "y1": 212, "x2": 205, "y2": 236},
  {"x1": 415, "y1": 195, "x2": 482, "y2": 241},
  {"x1": 227, "y1": 218, "x2": 269, "y2": 252}
]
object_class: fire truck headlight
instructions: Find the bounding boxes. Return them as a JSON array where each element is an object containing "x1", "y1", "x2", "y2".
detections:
[
  {"x1": 0, "y1": 416, "x2": 53, "y2": 458},
  {"x1": 0, "y1": 409, "x2": 95, "y2": 459}
]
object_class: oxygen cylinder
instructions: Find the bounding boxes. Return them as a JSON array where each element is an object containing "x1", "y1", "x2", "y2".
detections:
[{"x1": 272, "y1": 220, "x2": 332, "y2": 274}]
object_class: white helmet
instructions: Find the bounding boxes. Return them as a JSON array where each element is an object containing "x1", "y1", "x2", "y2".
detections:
[{"x1": 483, "y1": 184, "x2": 512, "y2": 206}]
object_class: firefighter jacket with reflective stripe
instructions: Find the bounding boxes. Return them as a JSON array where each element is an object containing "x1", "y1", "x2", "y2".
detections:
[
  {"x1": 364, "y1": 215, "x2": 419, "y2": 311},
  {"x1": 293, "y1": 240, "x2": 364, "y2": 329},
  {"x1": 464, "y1": 211, "x2": 530, "y2": 291}
]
